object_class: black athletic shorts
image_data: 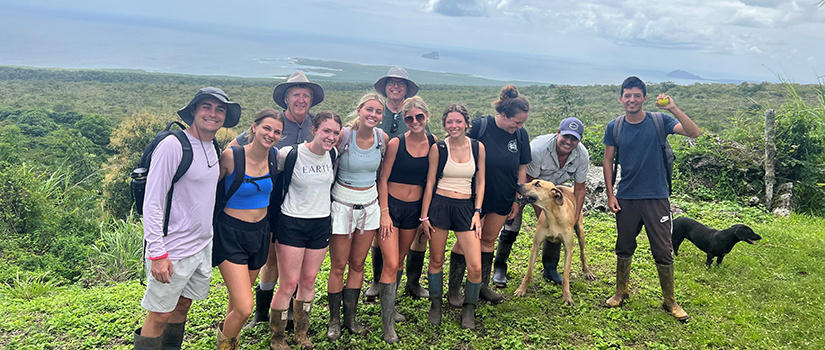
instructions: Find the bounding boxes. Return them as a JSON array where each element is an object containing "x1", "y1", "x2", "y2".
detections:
[
  {"x1": 275, "y1": 214, "x2": 332, "y2": 250},
  {"x1": 429, "y1": 194, "x2": 474, "y2": 232},
  {"x1": 389, "y1": 195, "x2": 423, "y2": 230},
  {"x1": 212, "y1": 212, "x2": 270, "y2": 270}
]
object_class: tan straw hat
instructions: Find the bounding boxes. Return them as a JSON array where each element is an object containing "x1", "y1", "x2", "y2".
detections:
[{"x1": 272, "y1": 71, "x2": 325, "y2": 109}]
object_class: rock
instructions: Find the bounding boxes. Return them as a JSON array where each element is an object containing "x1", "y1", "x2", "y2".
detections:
[
  {"x1": 583, "y1": 165, "x2": 617, "y2": 213},
  {"x1": 772, "y1": 182, "x2": 794, "y2": 217},
  {"x1": 748, "y1": 196, "x2": 760, "y2": 206}
]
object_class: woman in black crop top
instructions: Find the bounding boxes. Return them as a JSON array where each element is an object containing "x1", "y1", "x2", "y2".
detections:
[
  {"x1": 373, "y1": 96, "x2": 436, "y2": 342},
  {"x1": 213, "y1": 109, "x2": 283, "y2": 347}
]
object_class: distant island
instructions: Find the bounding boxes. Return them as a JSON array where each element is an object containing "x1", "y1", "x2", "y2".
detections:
[
  {"x1": 666, "y1": 69, "x2": 703, "y2": 80},
  {"x1": 421, "y1": 51, "x2": 440, "y2": 60}
]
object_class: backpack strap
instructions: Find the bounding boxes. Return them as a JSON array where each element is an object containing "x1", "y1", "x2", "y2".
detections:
[
  {"x1": 426, "y1": 133, "x2": 436, "y2": 146},
  {"x1": 470, "y1": 139, "x2": 479, "y2": 198},
  {"x1": 375, "y1": 128, "x2": 387, "y2": 157},
  {"x1": 163, "y1": 129, "x2": 193, "y2": 236},
  {"x1": 435, "y1": 140, "x2": 448, "y2": 181},
  {"x1": 611, "y1": 115, "x2": 626, "y2": 187},
  {"x1": 268, "y1": 147, "x2": 278, "y2": 188},
  {"x1": 649, "y1": 112, "x2": 674, "y2": 194},
  {"x1": 223, "y1": 146, "x2": 246, "y2": 204},
  {"x1": 281, "y1": 146, "x2": 300, "y2": 201}
]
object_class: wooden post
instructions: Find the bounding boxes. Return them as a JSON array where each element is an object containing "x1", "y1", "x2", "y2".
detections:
[{"x1": 764, "y1": 109, "x2": 775, "y2": 210}]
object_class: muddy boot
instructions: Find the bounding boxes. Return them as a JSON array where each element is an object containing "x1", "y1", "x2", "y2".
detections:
[
  {"x1": 160, "y1": 322, "x2": 185, "y2": 350},
  {"x1": 269, "y1": 309, "x2": 291, "y2": 350},
  {"x1": 606, "y1": 256, "x2": 632, "y2": 308},
  {"x1": 392, "y1": 270, "x2": 406, "y2": 322},
  {"x1": 342, "y1": 288, "x2": 368, "y2": 335},
  {"x1": 447, "y1": 252, "x2": 466, "y2": 308},
  {"x1": 405, "y1": 250, "x2": 430, "y2": 298},
  {"x1": 461, "y1": 280, "x2": 482, "y2": 330},
  {"x1": 217, "y1": 321, "x2": 239, "y2": 350},
  {"x1": 244, "y1": 286, "x2": 273, "y2": 330},
  {"x1": 379, "y1": 282, "x2": 400, "y2": 343},
  {"x1": 427, "y1": 271, "x2": 443, "y2": 325},
  {"x1": 134, "y1": 328, "x2": 162, "y2": 350},
  {"x1": 365, "y1": 246, "x2": 382, "y2": 301},
  {"x1": 493, "y1": 229, "x2": 517, "y2": 288},
  {"x1": 326, "y1": 291, "x2": 342, "y2": 341},
  {"x1": 293, "y1": 299, "x2": 315, "y2": 349},
  {"x1": 479, "y1": 252, "x2": 504, "y2": 304},
  {"x1": 541, "y1": 241, "x2": 563, "y2": 285},
  {"x1": 657, "y1": 264, "x2": 689, "y2": 322}
]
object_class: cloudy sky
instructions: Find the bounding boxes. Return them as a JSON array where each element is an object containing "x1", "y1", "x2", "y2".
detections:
[{"x1": 1, "y1": 0, "x2": 823, "y2": 84}]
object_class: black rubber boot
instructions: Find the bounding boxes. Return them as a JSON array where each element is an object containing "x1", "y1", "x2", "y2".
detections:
[
  {"x1": 342, "y1": 288, "x2": 367, "y2": 335},
  {"x1": 405, "y1": 250, "x2": 430, "y2": 298},
  {"x1": 160, "y1": 322, "x2": 185, "y2": 350},
  {"x1": 479, "y1": 252, "x2": 504, "y2": 304},
  {"x1": 542, "y1": 241, "x2": 563, "y2": 285},
  {"x1": 427, "y1": 271, "x2": 443, "y2": 325},
  {"x1": 493, "y1": 229, "x2": 518, "y2": 288},
  {"x1": 134, "y1": 328, "x2": 162, "y2": 350},
  {"x1": 393, "y1": 270, "x2": 406, "y2": 322},
  {"x1": 365, "y1": 246, "x2": 382, "y2": 300},
  {"x1": 326, "y1": 291, "x2": 342, "y2": 341},
  {"x1": 447, "y1": 252, "x2": 466, "y2": 308},
  {"x1": 379, "y1": 282, "x2": 399, "y2": 343},
  {"x1": 244, "y1": 286, "x2": 272, "y2": 330},
  {"x1": 461, "y1": 280, "x2": 482, "y2": 330}
]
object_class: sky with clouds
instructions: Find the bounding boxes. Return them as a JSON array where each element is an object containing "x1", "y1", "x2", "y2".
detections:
[{"x1": 1, "y1": 0, "x2": 823, "y2": 84}]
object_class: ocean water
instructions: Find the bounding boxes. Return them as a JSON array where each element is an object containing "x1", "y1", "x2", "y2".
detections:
[{"x1": 0, "y1": 5, "x2": 697, "y2": 85}]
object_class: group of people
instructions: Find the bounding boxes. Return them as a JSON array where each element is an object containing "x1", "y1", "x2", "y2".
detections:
[{"x1": 133, "y1": 70, "x2": 701, "y2": 349}]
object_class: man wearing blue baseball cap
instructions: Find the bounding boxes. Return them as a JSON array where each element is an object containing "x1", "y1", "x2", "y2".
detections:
[{"x1": 492, "y1": 117, "x2": 590, "y2": 287}]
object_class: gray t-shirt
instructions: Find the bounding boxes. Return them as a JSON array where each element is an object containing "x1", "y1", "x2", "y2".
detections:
[
  {"x1": 235, "y1": 111, "x2": 315, "y2": 148},
  {"x1": 525, "y1": 133, "x2": 589, "y2": 184}
]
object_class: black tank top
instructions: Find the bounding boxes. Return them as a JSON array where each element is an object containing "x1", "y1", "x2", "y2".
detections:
[{"x1": 388, "y1": 133, "x2": 435, "y2": 186}]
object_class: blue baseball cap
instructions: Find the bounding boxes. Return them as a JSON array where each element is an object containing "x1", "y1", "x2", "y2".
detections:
[{"x1": 559, "y1": 117, "x2": 584, "y2": 140}]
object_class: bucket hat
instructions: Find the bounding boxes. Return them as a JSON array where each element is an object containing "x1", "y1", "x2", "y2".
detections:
[
  {"x1": 177, "y1": 87, "x2": 241, "y2": 128},
  {"x1": 272, "y1": 71, "x2": 325, "y2": 109},
  {"x1": 559, "y1": 117, "x2": 584, "y2": 140},
  {"x1": 374, "y1": 67, "x2": 419, "y2": 98}
]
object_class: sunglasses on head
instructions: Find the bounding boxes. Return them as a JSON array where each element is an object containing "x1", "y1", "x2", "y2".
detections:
[{"x1": 404, "y1": 113, "x2": 426, "y2": 124}]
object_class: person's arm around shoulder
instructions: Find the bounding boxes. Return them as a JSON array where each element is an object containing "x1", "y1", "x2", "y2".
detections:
[
  {"x1": 473, "y1": 142, "x2": 486, "y2": 239},
  {"x1": 378, "y1": 137, "x2": 399, "y2": 240},
  {"x1": 218, "y1": 147, "x2": 235, "y2": 181},
  {"x1": 656, "y1": 94, "x2": 701, "y2": 138},
  {"x1": 419, "y1": 143, "x2": 439, "y2": 239}
]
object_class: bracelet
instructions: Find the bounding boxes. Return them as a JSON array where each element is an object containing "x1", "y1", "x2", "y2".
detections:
[
  {"x1": 381, "y1": 207, "x2": 389, "y2": 212},
  {"x1": 419, "y1": 217, "x2": 429, "y2": 222},
  {"x1": 149, "y1": 252, "x2": 169, "y2": 261}
]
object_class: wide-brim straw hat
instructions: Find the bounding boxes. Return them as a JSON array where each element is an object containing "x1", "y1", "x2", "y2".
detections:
[
  {"x1": 177, "y1": 87, "x2": 241, "y2": 128},
  {"x1": 272, "y1": 71, "x2": 325, "y2": 109},
  {"x1": 374, "y1": 67, "x2": 419, "y2": 98}
]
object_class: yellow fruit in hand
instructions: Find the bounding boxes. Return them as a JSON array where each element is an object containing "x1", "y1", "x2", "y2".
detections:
[{"x1": 657, "y1": 97, "x2": 670, "y2": 107}]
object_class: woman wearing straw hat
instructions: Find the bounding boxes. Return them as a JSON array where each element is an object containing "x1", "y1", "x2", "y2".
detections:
[{"x1": 365, "y1": 67, "x2": 430, "y2": 302}]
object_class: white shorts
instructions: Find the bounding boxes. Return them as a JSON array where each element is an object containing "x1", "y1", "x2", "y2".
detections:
[
  {"x1": 331, "y1": 183, "x2": 380, "y2": 235},
  {"x1": 141, "y1": 241, "x2": 212, "y2": 313}
]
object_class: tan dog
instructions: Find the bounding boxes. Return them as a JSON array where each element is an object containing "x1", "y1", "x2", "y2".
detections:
[{"x1": 514, "y1": 180, "x2": 595, "y2": 305}]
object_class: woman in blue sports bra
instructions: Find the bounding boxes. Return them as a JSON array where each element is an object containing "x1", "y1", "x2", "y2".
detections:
[{"x1": 213, "y1": 109, "x2": 283, "y2": 348}]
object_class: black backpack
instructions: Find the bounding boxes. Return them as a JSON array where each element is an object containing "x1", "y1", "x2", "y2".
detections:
[
  {"x1": 433, "y1": 139, "x2": 480, "y2": 197},
  {"x1": 213, "y1": 145, "x2": 279, "y2": 223},
  {"x1": 611, "y1": 112, "x2": 674, "y2": 194},
  {"x1": 130, "y1": 121, "x2": 220, "y2": 235}
]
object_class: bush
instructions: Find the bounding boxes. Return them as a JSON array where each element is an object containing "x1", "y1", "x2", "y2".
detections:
[{"x1": 86, "y1": 215, "x2": 144, "y2": 285}]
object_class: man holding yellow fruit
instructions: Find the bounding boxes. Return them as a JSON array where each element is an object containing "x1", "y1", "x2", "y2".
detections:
[{"x1": 601, "y1": 76, "x2": 701, "y2": 321}]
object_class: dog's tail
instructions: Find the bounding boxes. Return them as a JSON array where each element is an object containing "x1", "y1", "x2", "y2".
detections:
[{"x1": 672, "y1": 221, "x2": 685, "y2": 256}]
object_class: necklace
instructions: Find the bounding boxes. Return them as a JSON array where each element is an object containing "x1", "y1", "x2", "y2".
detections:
[{"x1": 194, "y1": 126, "x2": 219, "y2": 168}]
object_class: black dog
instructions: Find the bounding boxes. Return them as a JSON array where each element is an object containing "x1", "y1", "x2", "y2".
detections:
[{"x1": 672, "y1": 217, "x2": 761, "y2": 267}]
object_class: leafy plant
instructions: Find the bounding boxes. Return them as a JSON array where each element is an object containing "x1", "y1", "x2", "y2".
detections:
[
  {"x1": 0, "y1": 271, "x2": 63, "y2": 300},
  {"x1": 86, "y1": 215, "x2": 144, "y2": 284}
]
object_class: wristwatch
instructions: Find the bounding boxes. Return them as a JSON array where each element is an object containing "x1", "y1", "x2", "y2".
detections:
[{"x1": 474, "y1": 208, "x2": 482, "y2": 214}]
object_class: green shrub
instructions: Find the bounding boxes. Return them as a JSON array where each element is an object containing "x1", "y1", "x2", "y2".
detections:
[
  {"x1": 86, "y1": 215, "x2": 144, "y2": 285},
  {"x1": 0, "y1": 271, "x2": 64, "y2": 300}
]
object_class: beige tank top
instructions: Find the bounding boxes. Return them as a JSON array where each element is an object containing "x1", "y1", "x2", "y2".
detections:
[{"x1": 437, "y1": 138, "x2": 474, "y2": 195}]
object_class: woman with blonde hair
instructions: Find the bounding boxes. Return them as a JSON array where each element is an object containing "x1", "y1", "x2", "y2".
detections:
[{"x1": 326, "y1": 93, "x2": 391, "y2": 342}]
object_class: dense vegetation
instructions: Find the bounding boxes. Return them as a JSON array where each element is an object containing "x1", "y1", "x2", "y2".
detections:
[{"x1": 0, "y1": 66, "x2": 823, "y2": 349}]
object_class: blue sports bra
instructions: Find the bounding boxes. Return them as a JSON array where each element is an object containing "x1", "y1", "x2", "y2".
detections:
[{"x1": 224, "y1": 171, "x2": 273, "y2": 210}]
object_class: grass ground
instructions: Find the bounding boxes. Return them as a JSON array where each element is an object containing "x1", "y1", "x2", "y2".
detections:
[{"x1": 2, "y1": 205, "x2": 824, "y2": 349}]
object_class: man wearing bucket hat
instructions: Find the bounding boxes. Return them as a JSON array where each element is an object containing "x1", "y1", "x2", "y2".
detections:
[
  {"x1": 365, "y1": 67, "x2": 431, "y2": 302},
  {"x1": 229, "y1": 71, "x2": 326, "y2": 331},
  {"x1": 135, "y1": 87, "x2": 240, "y2": 350},
  {"x1": 492, "y1": 117, "x2": 591, "y2": 288}
]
